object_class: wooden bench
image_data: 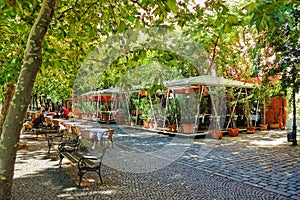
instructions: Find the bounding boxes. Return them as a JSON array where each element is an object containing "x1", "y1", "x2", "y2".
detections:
[
  {"x1": 33, "y1": 120, "x2": 60, "y2": 139},
  {"x1": 48, "y1": 126, "x2": 80, "y2": 153},
  {"x1": 47, "y1": 131, "x2": 66, "y2": 153},
  {"x1": 46, "y1": 120, "x2": 74, "y2": 153},
  {"x1": 58, "y1": 126, "x2": 108, "y2": 187}
]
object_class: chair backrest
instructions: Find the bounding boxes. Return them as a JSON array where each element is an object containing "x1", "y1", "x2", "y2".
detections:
[
  {"x1": 45, "y1": 117, "x2": 51, "y2": 124},
  {"x1": 108, "y1": 129, "x2": 114, "y2": 141},
  {"x1": 52, "y1": 120, "x2": 60, "y2": 128},
  {"x1": 71, "y1": 126, "x2": 79, "y2": 135}
]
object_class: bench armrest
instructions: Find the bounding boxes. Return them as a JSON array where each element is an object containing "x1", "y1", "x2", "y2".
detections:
[
  {"x1": 78, "y1": 156, "x2": 98, "y2": 169},
  {"x1": 58, "y1": 142, "x2": 77, "y2": 153}
]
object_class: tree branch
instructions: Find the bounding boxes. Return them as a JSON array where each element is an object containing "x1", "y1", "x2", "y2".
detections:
[
  {"x1": 56, "y1": 0, "x2": 79, "y2": 21},
  {"x1": 131, "y1": 0, "x2": 148, "y2": 12}
]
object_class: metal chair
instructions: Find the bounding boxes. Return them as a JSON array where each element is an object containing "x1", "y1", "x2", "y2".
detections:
[{"x1": 101, "y1": 129, "x2": 114, "y2": 147}]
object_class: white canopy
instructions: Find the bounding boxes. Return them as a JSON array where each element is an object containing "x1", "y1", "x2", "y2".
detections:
[
  {"x1": 81, "y1": 87, "x2": 133, "y2": 97},
  {"x1": 163, "y1": 75, "x2": 256, "y2": 89}
]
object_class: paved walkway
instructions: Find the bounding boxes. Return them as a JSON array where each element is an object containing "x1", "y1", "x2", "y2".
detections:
[{"x1": 13, "y1": 127, "x2": 300, "y2": 199}]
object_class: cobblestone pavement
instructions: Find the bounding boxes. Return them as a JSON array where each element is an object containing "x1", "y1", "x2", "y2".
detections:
[{"x1": 12, "y1": 127, "x2": 300, "y2": 200}]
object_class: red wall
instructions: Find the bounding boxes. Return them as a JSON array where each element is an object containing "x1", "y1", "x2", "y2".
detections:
[{"x1": 266, "y1": 96, "x2": 286, "y2": 128}]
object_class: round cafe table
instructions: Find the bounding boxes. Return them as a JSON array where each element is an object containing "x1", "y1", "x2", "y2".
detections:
[
  {"x1": 63, "y1": 122, "x2": 81, "y2": 126},
  {"x1": 84, "y1": 128, "x2": 110, "y2": 149},
  {"x1": 76, "y1": 124, "x2": 93, "y2": 129}
]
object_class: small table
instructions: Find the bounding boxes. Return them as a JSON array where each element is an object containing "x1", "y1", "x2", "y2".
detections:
[
  {"x1": 85, "y1": 128, "x2": 110, "y2": 149},
  {"x1": 85, "y1": 128, "x2": 109, "y2": 139},
  {"x1": 52, "y1": 119, "x2": 70, "y2": 123},
  {"x1": 63, "y1": 122, "x2": 81, "y2": 126},
  {"x1": 76, "y1": 125, "x2": 94, "y2": 129}
]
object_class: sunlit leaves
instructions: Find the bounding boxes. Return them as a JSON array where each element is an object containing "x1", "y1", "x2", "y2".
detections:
[
  {"x1": 167, "y1": 0, "x2": 178, "y2": 13},
  {"x1": 246, "y1": 0, "x2": 293, "y2": 32},
  {"x1": 243, "y1": 2, "x2": 256, "y2": 13},
  {"x1": 2, "y1": 0, "x2": 297, "y2": 105}
]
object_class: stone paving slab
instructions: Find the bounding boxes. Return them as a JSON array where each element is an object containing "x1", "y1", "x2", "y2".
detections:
[{"x1": 12, "y1": 128, "x2": 300, "y2": 199}]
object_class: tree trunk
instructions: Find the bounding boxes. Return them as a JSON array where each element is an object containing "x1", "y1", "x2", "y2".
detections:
[
  {"x1": 0, "y1": 1, "x2": 56, "y2": 199},
  {"x1": 0, "y1": 81, "x2": 16, "y2": 136}
]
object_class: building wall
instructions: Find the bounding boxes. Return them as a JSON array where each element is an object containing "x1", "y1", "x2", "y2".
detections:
[{"x1": 266, "y1": 96, "x2": 286, "y2": 129}]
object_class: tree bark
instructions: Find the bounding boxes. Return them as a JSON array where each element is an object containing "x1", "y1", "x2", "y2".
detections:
[
  {"x1": 0, "y1": 0, "x2": 56, "y2": 199},
  {"x1": 0, "y1": 81, "x2": 16, "y2": 136}
]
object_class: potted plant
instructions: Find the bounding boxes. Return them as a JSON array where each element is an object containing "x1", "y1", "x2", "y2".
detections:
[
  {"x1": 130, "y1": 116, "x2": 137, "y2": 126},
  {"x1": 244, "y1": 97, "x2": 255, "y2": 134},
  {"x1": 208, "y1": 86, "x2": 226, "y2": 139},
  {"x1": 100, "y1": 111, "x2": 110, "y2": 121},
  {"x1": 269, "y1": 110, "x2": 281, "y2": 128},
  {"x1": 226, "y1": 88, "x2": 240, "y2": 136},
  {"x1": 259, "y1": 97, "x2": 268, "y2": 130},
  {"x1": 227, "y1": 109, "x2": 239, "y2": 136},
  {"x1": 165, "y1": 98, "x2": 180, "y2": 132},
  {"x1": 139, "y1": 97, "x2": 153, "y2": 128},
  {"x1": 251, "y1": 85, "x2": 270, "y2": 130},
  {"x1": 209, "y1": 116, "x2": 223, "y2": 139},
  {"x1": 177, "y1": 91, "x2": 198, "y2": 133},
  {"x1": 254, "y1": 80, "x2": 282, "y2": 129}
]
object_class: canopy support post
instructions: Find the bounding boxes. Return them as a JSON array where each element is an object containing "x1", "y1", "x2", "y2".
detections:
[
  {"x1": 194, "y1": 86, "x2": 204, "y2": 133},
  {"x1": 226, "y1": 88, "x2": 242, "y2": 129},
  {"x1": 148, "y1": 94, "x2": 157, "y2": 129}
]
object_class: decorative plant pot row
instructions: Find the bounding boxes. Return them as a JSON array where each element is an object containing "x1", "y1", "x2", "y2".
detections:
[{"x1": 143, "y1": 121, "x2": 266, "y2": 137}]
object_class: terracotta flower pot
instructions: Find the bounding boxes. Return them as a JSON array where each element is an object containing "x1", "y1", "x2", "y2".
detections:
[
  {"x1": 247, "y1": 127, "x2": 255, "y2": 134},
  {"x1": 260, "y1": 124, "x2": 268, "y2": 130},
  {"x1": 269, "y1": 123, "x2": 280, "y2": 129},
  {"x1": 143, "y1": 120, "x2": 151, "y2": 128},
  {"x1": 227, "y1": 128, "x2": 239, "y2": 137},
  {"x1": 101, "y1": 113, "x2": 109, "y2": 121},
  {"x1": 167, "y1": 125, "x2": 177, "y2": 132},
  {"x1": 179, "y1": 124, "x2": 195, "y2": 133},
  {"x1": 209, "y1": 130, "x2": 223, "y2": 139}
]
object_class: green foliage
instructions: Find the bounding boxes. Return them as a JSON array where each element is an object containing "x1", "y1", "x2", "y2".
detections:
[
  {"x1": 245, "y1": 0, "x2": 293, "y2": 32},
  {"x1": 0, "y1": 1, "x2": 37, "y2": 102},
  {"x1": 184, "y1": 1, "x2": 253, "y2": 78},
  {"x1": 175, "y1": 92, "x2": 199, "y2": 124},
  {"x1": 139, "y1": 97, "x2": 152, "y2": 121},
  {"x1": 166, "y1": 98, "x2": 180, "y2": 126},
  {"x1": 1, "y1": 0, "x2": 298, "y2": 106},
  {"x1": 248, "y1": 1, "x2": 299, "y2": 95}
]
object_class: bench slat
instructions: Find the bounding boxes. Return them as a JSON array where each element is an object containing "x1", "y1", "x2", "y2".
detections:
[{"x1": 62, "y1": 152, "x2": 83, "y2": 164}]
